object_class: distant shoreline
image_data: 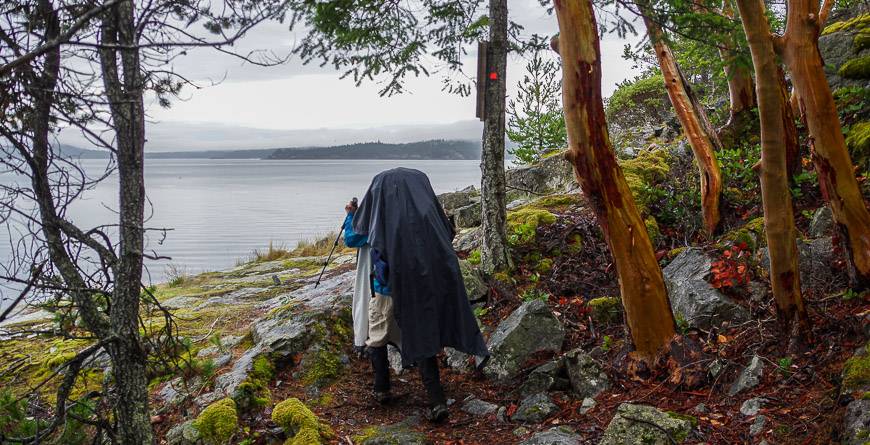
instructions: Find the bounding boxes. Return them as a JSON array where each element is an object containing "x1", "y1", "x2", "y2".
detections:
[{"x1": 60, "y1": 139, "x2": 483, "y2": 161}]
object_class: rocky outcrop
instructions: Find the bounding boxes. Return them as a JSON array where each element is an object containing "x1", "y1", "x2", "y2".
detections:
[
  {"x1": 809, "y1": 206, "x2": 834, "y2": 238},
  {"x1": 818, "y1": 10, "x2": 870, "y2": 90},
  {"x1": 663, "y1": 248, "x2": 750, "y2": 330},
  {"x1": 759, "y1": 237, "x2": 845, "y2": 292},
  {"x1": 505, "y1": 152, "x2": 577, "y2": 196},
  {"x1": 485, "y1": 299, "x2": 565, "y2": 381},
  {"x1": 598, "y1": 403, "x2": 695, "y2": 445},
  {"x1": 842, "y1": 399, "x2": 870, "y2": 445},
  {"x1": 459, "y1": 260, "x2": 487, "y2": 302}
]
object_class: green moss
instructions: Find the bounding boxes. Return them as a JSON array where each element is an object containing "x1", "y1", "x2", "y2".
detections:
[
  {"x1": 606, "y1": 74, "x2": 669, "y2": 129},
  {"x1": 195, "y1": 398, "x2": 238, "y2": 445},
  {"x1": 353, "y1": 426, "x2": 382, "y2": 444},
  {"x1": 567, "y1": 233, "x2": 583, "y2": 254},
  {"x1": 232, "y1": 355, "x2": 274, "y2": 414},
  {"x1": 822, "y1": 13, "x2": 870, "y2": 35},
  {"x1": 535, "y1": 258, "x2": 554, "y2": 274},
  {"x1": 843, "y1": 344, "x2": 870, "y2": 390},
  {"x1": 839, "y1": 56, "x2": 870, "y2": 80},
  {"x1": 668, "y1": 247, "x2": 687, "y2": 259},
  {"x1": 467, "y1": 249, "x2": 481, "y2": 265},
  {"x1": 303, "y1": 349, "x2": 342, "y2": 387},
  {"x1": 531, "y1": 194, "x2": 577, "y2": 209},
  {"x1": 855, "y1": 31, "x2": 870, "y2": 51},
  {"x1": 846, "y1": 121, "x2": 870, "y2": 171},
  {"x1": 720, "y1": 217, "x2": 766, "y2": 251},
  {"x1": 587, "y1": 297, "x2": 622, "y2": 324},
  {"x1": 667, "y1": 411, "x2": 699, "y2": 428},
  {"x1": 645, "y1": 216, "x2": 660, "y2": 245},
  {"x1": 507, "y1": 208, "x2": 557, "y2": 245},
  {"x1": 618, "y1": 148, "x2": 671, "y2": 215},
  {"x1": 272, "y1": 398, "x2": 333, "y2": 445}
]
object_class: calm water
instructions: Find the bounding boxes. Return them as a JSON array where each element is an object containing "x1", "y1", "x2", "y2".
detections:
[{"x1": 0, "y1": 159, "x2": 480, "y2": 306}]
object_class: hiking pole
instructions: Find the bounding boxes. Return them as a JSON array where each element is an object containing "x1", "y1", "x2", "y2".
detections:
[{"x1": 315, "y1": 197, "x2": 357, "y2": 288}]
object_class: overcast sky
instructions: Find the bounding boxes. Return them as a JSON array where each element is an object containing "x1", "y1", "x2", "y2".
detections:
[{"x1": 60, "y1": 0, "x2": 643, "y2": 152}]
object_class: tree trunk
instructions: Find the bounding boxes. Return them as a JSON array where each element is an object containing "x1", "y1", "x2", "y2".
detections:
[
  {"x1": 480, "y1": 0, "x2": 512, "y2": 273},
  {"x1": 718, "y1": 0, "x2": 756, "y2": 137},
  {"x1": 781, "y1": 0, "x2": 870, "y2": 289},
  {"x1": 777, "y1": 67, "x2": 802, "y2": 179},
  {"x1": 736, "y1": 0, "x2": 809, "y2": 338},
  {"x1": 639, "y1": 6, "x2": 724, "y2": 234},
  {"x1": 554, "y1": 0, "x2": 676, "y2": 364},
  {"x1": 99, "y1": 1, "x2": 154, "y2": 443}
]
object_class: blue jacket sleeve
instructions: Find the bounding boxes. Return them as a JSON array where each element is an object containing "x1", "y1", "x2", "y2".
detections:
[{"x1": 343, "y1": 213, "x2": 368, "y2": 248}]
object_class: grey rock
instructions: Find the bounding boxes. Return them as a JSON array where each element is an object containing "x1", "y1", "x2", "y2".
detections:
[
  {"x1": 598, "y1": 403, "x2": 694, "y2": 445},
  {"x1": 747, "y1": 281, "x2": 769, "y2": 304},
  {"x1": 212, "y1": 353, "x2": 232, "y2": 369},
  {"x1": 455, "y1": 202, "x2": 482, "y2": 228},
  {"x1": 580, "y1": 397, "x2": 597, "y2": 414},
  {"x1": 729, "y1": 355, "x2": 765, "y2": 396},
  {"x1": 214, "y1": 346, "x2": 262, "y2": 395},
  {"x1": 564, "y1": 349, "x2": 610, "y2": 398},
  {"x1": 387, "y1": 344, "x2": 404, "y2": 375},
  {"x1": 759, "y1": 236, "x2": 845, "y2": 292},
  {"x1": 496, "y1": 406, "x2": 508, "y2": 423},
  {"x1": 508, "y1": 198, "x2": 531, "y2": 210},
  {"x1": 519, "y1": 427, "x2": 584, "y2": 445},
  {"x1": 485, "y1": 299, "x2": 565, "y2": 381},
  {"x1": 453, "y1": 227, "x2": 482, "y2": 251},
  {"x1": 750, "y1": 415, "x2": 768, "y2": 436},
  {"x1": 194, "y1": 287, "x2": 268, "y2": 310},
  {"x1": 692, "y1": 403, "x2": 707, "y2": 414},
  {"x1": 818, "y1": 16, "x2": 870, "y2": 90},
  {"x1": 459, "y1": 260, "x2": 488, "y2": 302},
  {"x1": 707, "y1": 359, "x2": 725, "y2": 379},
  {"x1": 506, "y1": 152, "x2": 576, "y2": 196},
  {"x1": 461, "y1": 397, "x2": 499, "y2": 416},
  {"x1": 514, "y1": 426, "x2": 531, "y2": 437},
  {"x1": 518, "y1": 359, "x2": 567, "y2": 397},
  {"x1": 158, "y1": 378, "x2": 186, "y2": 406},
  {"x1": 166, "y1": 420, "x2": 200, "y2": 445},
  {"x1": 740, "y1": 397, "x2": 765, "y2": 416},
  {"x1": 161, "y1": 296, "x2": 201, "y2": 309},
  {"x1": 357, "y1": 417, "x2": 431, "y2": 445},
  {"x1": 445, "y1": 347, "x2": 472, "y2": 372},
  {"x1": 842, "y1": 399, "x2": 870, "y2": 445},
  {"x1": 512, "y1": 393, "x2": 559, "y2": 424},
  {"x1": 193, "y1": 390, "x2": 223, "y2": 408},
  {"x1": 663, "y1": 248, "x2": 750, "y2": 330},
  {"x1": 197, "y1": 335, "x2": 244, "y2": 357},
  {"x1": 439, "y1": 186, "x2": 480, "y2": 213},
  {"x1": 809, "y1": 206, "x2": 834, "y2": 237}
]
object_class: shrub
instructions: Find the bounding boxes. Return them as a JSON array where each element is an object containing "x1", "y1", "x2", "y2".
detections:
[{"x1": 195, "y1": 398, "x2": 238, "y2": 445}]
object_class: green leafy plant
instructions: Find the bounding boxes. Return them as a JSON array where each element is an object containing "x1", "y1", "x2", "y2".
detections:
[
  {"x1": 467, "y1": 249, "x2": 481, "y2": 265},
  {"x1": 778, "y1": 357, "x2": 794, "y2": 377},
  {"x1": 601, "y1": 335, "x2": 613, "y2": 352},
  {"x1": 521, "y1": 287, "x2": 549, "y2": 303},
  {"x1": 507, "y1": 42, "x2": 567, "y2": 165}
]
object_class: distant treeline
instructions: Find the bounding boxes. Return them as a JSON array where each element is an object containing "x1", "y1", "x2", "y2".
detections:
[
  {"x1": 268, "y1": 140, "x2": 480, "y2": 160},
  {"x1": 58, "y1": 140, "x2": 481, "y2": 161}
]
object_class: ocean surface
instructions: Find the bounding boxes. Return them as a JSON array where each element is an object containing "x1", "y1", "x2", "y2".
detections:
[{"x1": 0, "y1": 158, "x2": 481, "y2": 310}]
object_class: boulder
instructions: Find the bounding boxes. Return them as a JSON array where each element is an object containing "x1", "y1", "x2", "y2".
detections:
[
  {"x1": 598, "y1": 403, "x2": 695, "y2": 445},
  {"x1": 809, "y1": 206, "x2": 834, "y2": 238},
  {"x1": 439, "y1": 186, "x2": 480, "y2": 213},
  {"x1": 750, "y1": 415, "x2": 768, "y2": 437},
  {"x1": 518, "y1": 359, "x2": 570, "y2": 397},
  {"x1": 729, "y1": 355, "x2": 765, "y2": 396},
  {"x1": 166, "y1": 420, "x2": 200, "y2": 445},
  {"x1": 842, "y1": 399, "x2": 870, "y2": 445},
  {"x1": 506, "y1": 152, "x2": 576, "y2": 196},
  {"x1": 564, "y1": 349, "x2": 610, "y2": 398},
  {"x1": 663, "y1": 248, "x2": 750, "y2": 330},
  {"x1": 818, "y1": 11, "x2": 870, "y2": 90},
  {"x1": 759, "y1": 237, "x2": 844, "y2": 292},
  {"x1": 453, "y1": 227, "x2": 482, "y2": 251},
  {"x1": 519, "y1": 427, "x2": 584, "y2": 445},
  {"x1": 511, "y1": 393, "x2": 559, "y2": 424},
  {"x1": 459, "y1": 260, "x2": 488, "y2": 302},
  {"x1": 461, "y1": 397, "x2": 499, "y2": 416},
  {"x1": 454, "y1": 202, "x2": 482, "y2": 228},
  {"x1": 485, "y1": 299, "x2": 565, "y2": 381},
  {"x1": 356, "y1": 417, "x2": 431, "y2": 445}
]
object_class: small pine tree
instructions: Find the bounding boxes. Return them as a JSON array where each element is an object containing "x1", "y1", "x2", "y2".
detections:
[{"x1": 506, "y1": 47, "x2": 567, "y2": 165}]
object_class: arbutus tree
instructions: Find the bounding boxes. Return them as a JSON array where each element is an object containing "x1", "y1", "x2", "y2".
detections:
[
  {"x1": 635, "y1": 0, "x2": 725, "y2": 235},
  {"x1": 553, "y1": 0, "x2": 677, "y2": 364},
  {"x1": 735, "y1": 0, "x2": 810, "y2": 343}
]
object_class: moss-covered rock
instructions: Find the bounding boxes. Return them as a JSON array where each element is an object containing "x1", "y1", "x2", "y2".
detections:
[
  {"x1": 587, "y1": 297, "x2": 623, "y2": 324},
  {"x1": 839, "y1": 56, "x2": 870, "y2": 80},
  {"x1": 194, "y1": 398, "x2": 238, "y2": 445},
  {"x1": 618, "y1": 148, "x2": 671, "y2": 215},
  {"x1": 271, "y1": 398, "x2": 333, "y2": 445},
  {"x1": 353, "y1": 421, "x2": 431, "y2": 445},
  {"x1": 846, "y1": 121, "x2": 870, "y2": 171},
  {"x1": 719, "y1": 217, "x2": 766, "y2": 252},
  {"x1": 599, "y1": 403, "x2": 694, "y2": 444},
  {"x1": 823, "y1": 13, "x2": 870, "y2": 35},
  {"x1": 302, "y1": 349, "x2": 342, "y2": 387},
  {"x1": 232, "y1": 355, "x2": 274, "y2": 413},
  {"x1": 507, "y1": 208, "x2": 558, "y2": 245},
  {"x1": 843, "y1": 343, "x2": 870, "y2": 392}
]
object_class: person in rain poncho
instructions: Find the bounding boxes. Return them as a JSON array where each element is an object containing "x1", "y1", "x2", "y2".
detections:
[{"x1": 348, "y1": 167, "x2": 490, "y2": 422}]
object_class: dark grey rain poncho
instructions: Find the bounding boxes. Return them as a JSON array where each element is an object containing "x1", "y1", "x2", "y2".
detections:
[{"x1": 352, "y1": 168, "x2": 489, "y2": 365}]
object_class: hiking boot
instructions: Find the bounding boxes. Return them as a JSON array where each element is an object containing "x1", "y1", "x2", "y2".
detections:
[
  {"x1": 374, "y1": 390, "x2": 392, "y2": 405},
  {"x1": 427, "y1": 403, "x2": 449, "y2": 423}
]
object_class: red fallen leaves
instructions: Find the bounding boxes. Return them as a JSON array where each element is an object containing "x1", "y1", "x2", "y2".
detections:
[
  {"x1": 710, "y1": 243, "x2": 751, "y2": 289},
  {"x1": 506, "y1": 403, "x2": 518, "y2": 418}
]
